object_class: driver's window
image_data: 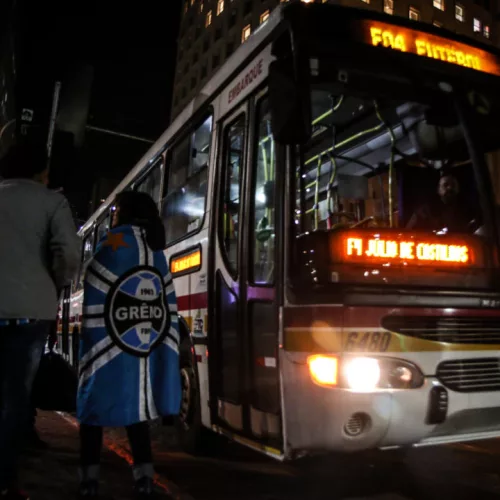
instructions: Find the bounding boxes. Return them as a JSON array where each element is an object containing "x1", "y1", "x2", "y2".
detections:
[{"x1": 252, "y1": 97, "x2": 276, "y2": 285}]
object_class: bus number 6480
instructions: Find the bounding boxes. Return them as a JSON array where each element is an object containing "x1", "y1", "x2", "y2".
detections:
[{"x1": 344, "y1": 331, "x2": 391, "y2": 352}]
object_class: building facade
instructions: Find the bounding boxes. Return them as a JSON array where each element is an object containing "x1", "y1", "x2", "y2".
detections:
[{"x1": 172, "y1": 0, "x2": 498, "y2": 120}]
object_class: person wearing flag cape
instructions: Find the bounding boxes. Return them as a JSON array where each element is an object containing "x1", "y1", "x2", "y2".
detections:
[{"x1": 77, "y1": 191, "x2": 181, "y2": 499}]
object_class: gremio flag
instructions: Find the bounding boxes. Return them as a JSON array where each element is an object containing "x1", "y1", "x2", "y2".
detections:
[{"x1": 77, "y1": 224, "x2": 181, "y2": 426}]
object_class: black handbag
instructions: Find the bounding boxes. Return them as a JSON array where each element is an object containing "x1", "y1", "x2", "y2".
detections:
[{"x1": 32, "y1": 348, "x2": 77, "y2": 413}]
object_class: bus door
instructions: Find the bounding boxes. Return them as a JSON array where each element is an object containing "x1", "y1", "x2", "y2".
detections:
[{"x1": 209, "y1": 94, "x2": 282, "y2": 449}]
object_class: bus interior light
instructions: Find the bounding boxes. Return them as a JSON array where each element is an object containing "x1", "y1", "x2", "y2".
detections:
[
  {"x1": 308, "y1": 355, "x2": 339, "y2": 386},
  {"x1": 344, "y1": 357, "x2": 381, "y2": 392}
]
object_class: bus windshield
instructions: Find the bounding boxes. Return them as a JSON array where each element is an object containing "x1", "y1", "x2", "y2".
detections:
[{"x1": 294, "y1": 87, "x2": 500, "y2": 291}]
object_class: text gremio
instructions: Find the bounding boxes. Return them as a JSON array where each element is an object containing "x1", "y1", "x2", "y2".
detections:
[{"x1": 228, "y1": 59, "x2": 264, "y2": 104}]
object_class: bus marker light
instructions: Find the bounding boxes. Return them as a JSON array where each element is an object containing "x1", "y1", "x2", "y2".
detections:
[{"x1": 308, "y1": 355, "x2": 338, "y2": 386}]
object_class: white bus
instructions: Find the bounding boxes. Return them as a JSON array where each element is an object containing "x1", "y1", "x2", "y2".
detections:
[{"x1": 59, "y1": 2, "x2": 500, "y2": 460}]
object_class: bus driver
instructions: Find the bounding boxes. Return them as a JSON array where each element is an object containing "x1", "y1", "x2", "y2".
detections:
[{"x1": 406, "y1": 172, "x2": 477, "y2": 233}]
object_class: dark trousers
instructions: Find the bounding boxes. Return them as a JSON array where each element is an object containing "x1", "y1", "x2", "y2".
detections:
[
  {"x1": 0, "y1": 321, "x2": 49, "y2": 489},
  {"x1": 27, "y1": 348, "x2": 45, "y2": 432},
  {"x1": 80, "y1": 422, "x2": 153, "y2": 467},
  {"x1": 28, "y1": 320, "x2": 56, "y2": 432}
]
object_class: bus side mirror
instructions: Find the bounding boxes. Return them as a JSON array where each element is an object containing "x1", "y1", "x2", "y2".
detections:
[{"x1": 269, "y1": 58, "x2": 312, "y2": 145}]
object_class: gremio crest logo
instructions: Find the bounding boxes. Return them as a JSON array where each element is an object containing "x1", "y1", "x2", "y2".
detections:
[{"x1": 105, "y1": 266, "x2": 169, "y2": 357}]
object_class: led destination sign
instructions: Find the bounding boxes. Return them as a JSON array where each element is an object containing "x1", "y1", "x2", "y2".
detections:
[
  {"x1": 171, "y1": 248, "x2": 201, "y2": 275},
  {"x1": 361, "y1": 20, "x2": 500, "y2": 77},
  {"x1": 345, "y1": 236, "x2": 471, "y2": 265}
]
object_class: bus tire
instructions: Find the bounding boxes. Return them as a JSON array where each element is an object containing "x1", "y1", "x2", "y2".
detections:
[{"x1": 175, "y1": 338, "x2": 219, "y2": 455}]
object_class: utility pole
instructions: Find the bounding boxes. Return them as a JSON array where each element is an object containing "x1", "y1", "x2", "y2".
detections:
[{"x1": 47, "y1": 81, "x2": 61, "y2": 162}]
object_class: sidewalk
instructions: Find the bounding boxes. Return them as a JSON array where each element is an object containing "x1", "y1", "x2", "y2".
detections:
[{"x1": 19, "y1": 412, "x2": 187, "y2": 500}]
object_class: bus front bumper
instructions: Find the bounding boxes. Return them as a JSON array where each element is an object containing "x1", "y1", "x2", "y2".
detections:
[{"x1": 282, "y1": 356, "x2": 500, "y2": 454}]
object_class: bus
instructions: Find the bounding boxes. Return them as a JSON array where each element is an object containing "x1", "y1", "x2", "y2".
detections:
[{"x1": 59, "y1": 2, "x2": 500, "y2": 461}]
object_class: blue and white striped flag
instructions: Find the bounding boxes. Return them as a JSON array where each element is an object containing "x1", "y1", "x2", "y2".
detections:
[{"x1": 77, "y1": 225, "x2": 181, "y2": 426}]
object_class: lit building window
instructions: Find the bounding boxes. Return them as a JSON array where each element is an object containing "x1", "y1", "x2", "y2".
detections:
[
  {"x1": 260, "y1": 10, "x2": 270, "y2": 24},
  {"x1": 433, "y1": 0, "x2": 444, "y2": 10},
  {"x1": 384, "y1": 0, "x2": 394, "y2": 15},
  {"x1": 217, "y1": 0, "x2": 224, "y2": 15},
  {"x1": 361, "y1": 0, "x2": 370, "y2": 4},
  {"x1": 433, "y1": 20, "x2": 443, "y2": 27},
  {"x1": 455, "y1": 4, "x2": 464, "y2": 22},
  {"x1": 473, "y1": 18, "x2": 481, "y2": 32},
  {"x1": 190, "y1": 0, "x2": 195, "y2": 5},
  {"x1": 484, "y1": 25, "x2": 490, "y2": 38},
  {"x1": 206, "y1": 10, "x2": 212, "y2": 27},
  {"x1": 200, "y1": 0, "x2": 204, "y2": 12},
  {"x1": 409, "y1": 6, "x2": 420, "y2": 20},
  {"x1": 242, "y1": 24, "x2": 251, "y2": 43},
  {"x1": 301, "y1": 0, "x2": 314, "y2": 3},
  {"x1": 280, "y1": 0, "x2": 288, "y2": 3}
]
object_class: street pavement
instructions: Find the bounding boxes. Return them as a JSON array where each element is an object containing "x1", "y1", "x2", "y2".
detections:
[{"x1": 20, "y1": 412, "x2": 500, "y2": 500}]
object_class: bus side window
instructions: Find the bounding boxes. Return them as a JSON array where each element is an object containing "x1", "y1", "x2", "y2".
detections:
[
  {"x1": 162, "y1": 115, "x2": 213, "y2": 245},
  {"x1": 220, "y1": 114, "x2": 246, "y2": 273},
  {"x1": 251, "y1": 97, "x2": 276, "y2": 284},
  {"x1": 95, "y1": 214, "x2": 110, "y2": 246},
  {"x1": 136, "y1": 159, "x2": 163, "y2": 205},
  {"x1": 76, "y1": 232, "x2": 94, "y2": 291}
]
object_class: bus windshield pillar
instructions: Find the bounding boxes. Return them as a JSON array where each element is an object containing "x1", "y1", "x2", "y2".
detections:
[{"x1": 453, "y1": 90, "x2": 500, "y2": 276}]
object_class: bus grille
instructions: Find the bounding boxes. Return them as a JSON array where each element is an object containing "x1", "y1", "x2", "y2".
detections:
[
  {"x1": 436, "y1": 358, "x2": 500, "y2": 392},
  {"x1": 381, "y1": 316, "x2": 500, "y2": 345}
]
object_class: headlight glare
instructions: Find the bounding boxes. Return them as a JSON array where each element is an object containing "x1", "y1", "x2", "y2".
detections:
[
  {"x1": 307, "y1": 355, "x2": 424, "y2": 391},
  {"x1": 343, "y1": 357, "x2": 381, "y2": 392}
]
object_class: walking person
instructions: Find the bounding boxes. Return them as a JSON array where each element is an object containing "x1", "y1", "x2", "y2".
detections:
[
  {"x1": 0, "y1": 141, "x2": 81, "y2": 500},
  {"x1": 77, "y1": 191, "x2": 181, "y2": 499}
]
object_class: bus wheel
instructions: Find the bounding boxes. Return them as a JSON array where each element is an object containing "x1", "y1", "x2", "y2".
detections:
[{"x1": 176, "y1": 346, "x2": 218, "y2": 455}]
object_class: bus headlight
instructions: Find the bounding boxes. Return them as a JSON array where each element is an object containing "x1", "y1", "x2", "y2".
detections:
[
  {"x1": 343, "y1": 357, "x2": 424, "y2": 390},
  {"x1": 382, "y1": 358, "x2": 424, "y2": 389},
  {"x1": 307, "y1": 355, "x2": 424, "y2": 391},
  {"x1": 344, "y1": 357, "x2": 381, "y2": 391}
]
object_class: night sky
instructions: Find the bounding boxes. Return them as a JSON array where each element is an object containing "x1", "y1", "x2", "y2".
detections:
[{"x1": 17, "y1": 1, "x2": 182, "y2": 223}]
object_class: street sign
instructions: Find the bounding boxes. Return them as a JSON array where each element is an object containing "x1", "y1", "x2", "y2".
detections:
[{"x1": 21, "y1": 108, "x2": 34, "y2": 122}]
